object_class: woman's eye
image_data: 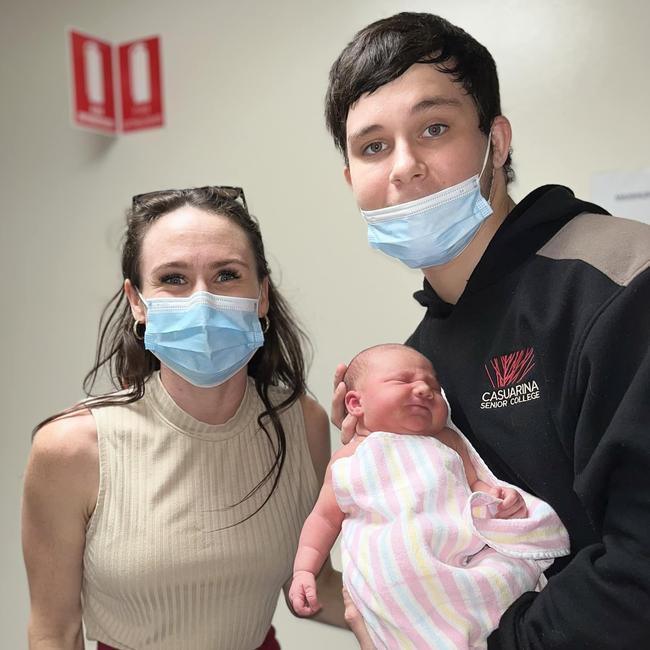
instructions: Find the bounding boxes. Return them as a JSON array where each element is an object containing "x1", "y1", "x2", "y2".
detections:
[
  {"x1": 423, "y1": 124, "x2": 448, "y2": 138},
  {"x1": 216, "y1": 269, "x2": 240, "y2": 282},
  {"x1": 362, "y1": 141, "x2": 388, "y2": 156},
  {"x1": 160, "y1": 274, "x2": 186, "y2": 285}
]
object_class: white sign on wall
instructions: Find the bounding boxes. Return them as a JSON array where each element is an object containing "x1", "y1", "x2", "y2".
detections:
[{"x1": 590, "y1": 169, "x2": 650, "y2": 225}]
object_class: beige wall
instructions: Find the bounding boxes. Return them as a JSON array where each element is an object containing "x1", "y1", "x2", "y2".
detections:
[{"x1": 2, "y1": 0, "x2": 649, "y2": 647}]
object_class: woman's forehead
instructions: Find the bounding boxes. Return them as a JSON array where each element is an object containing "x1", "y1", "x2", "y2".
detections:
[{"x1": 140, "y1": 207, "x2": 251, "y2": 263}]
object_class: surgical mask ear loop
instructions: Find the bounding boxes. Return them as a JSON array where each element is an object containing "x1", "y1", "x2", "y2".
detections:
[
  {"x1": 135, "y1": 287, "x2": 148, "y2": 310},
  {"x1": 256, "y1": 283, "x2": 269, "y2": 334},
  {"x1": 133, "y1": 287, "x2": 148, "y2": 339},
  {"x1": 478, "y1": 132, "x2": 495, "y2": 205}
]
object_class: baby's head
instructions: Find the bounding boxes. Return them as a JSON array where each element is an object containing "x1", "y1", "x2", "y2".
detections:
[{"x1": 343, "y1": 344, "x2": 448, "y2": 436}]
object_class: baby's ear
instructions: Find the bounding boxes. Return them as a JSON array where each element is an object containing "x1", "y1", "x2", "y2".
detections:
[{"x1": 345, "y1": 391, "x2": 363, "y2": 417}]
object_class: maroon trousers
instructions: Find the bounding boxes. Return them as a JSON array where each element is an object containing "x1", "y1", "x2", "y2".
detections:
[{"x1": 97, "y1": 625, "x2": 280, "y2": 650}]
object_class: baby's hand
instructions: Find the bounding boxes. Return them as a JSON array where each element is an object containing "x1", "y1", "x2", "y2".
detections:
[
  {"x1": 492, "y1": 486, "x2": 528, "y2": 519},
  {"x1": 289, "y1": 570, "x2": 321, "y2": 617}
]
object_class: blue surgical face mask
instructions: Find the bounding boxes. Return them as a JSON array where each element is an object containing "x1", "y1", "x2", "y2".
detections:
[
  {"x1": 360, "y1": 134, "x2": 494, "y2": 268},
  {"x1": 138, "y1": 289, "x2": 264, "y2": 388}
]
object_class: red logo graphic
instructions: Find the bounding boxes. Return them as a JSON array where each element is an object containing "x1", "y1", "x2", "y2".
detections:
[{"x1": 485, "y1": 347, "x2": 535, "y2": 389}]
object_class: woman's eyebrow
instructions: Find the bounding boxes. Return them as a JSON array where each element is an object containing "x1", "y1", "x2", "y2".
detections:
[{"x1": 150, "y1": 258, "x2": 249, "y2": 275}]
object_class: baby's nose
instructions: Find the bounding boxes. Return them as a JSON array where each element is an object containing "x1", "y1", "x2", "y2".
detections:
[{"x1": 413, "y1": 382, "x2": 433, "y2": 399}]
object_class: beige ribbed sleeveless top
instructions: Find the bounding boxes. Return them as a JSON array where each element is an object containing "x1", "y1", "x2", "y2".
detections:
[{"x1": 83, "y1": 373, "x2": 319, "y2": 650}]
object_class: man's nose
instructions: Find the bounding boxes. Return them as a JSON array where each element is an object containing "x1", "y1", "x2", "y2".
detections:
[{"x1": 389, "y1": 140, "x2": 427, "y2": 186}]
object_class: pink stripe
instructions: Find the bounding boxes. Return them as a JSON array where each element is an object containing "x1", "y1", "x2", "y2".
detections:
[
  {"x1": 347, "y1": 449, "x2": 371, "y2": 522},
  {"x1": 387, "y1": 515, "x2": 467, "y2": 648},
  {"x1": 423, "y1": 443, "x2": 463, "y2": 562},
  {"x1": 347, "y1": 576, "x2": 402, "y2": 649},
  {"x1": 434, "y1": 568, "x2": 485, "y2": 641},
  {"x1": 365, "y1": 523, "x2": 430, "y2": 646},
  {"x1": 367, "y1": 438, "x2": 402, "y2": 518},
  {"x1": 468, "y1": 559, "x2": 505, "y2": 632},
  {"x1": 382, "y1": 438, "x2": 469, "y2": 646}
]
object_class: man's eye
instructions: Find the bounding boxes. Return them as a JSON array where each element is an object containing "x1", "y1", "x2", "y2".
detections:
[
  {"x1": 423, "y1": 124, "x2": 448, "y2": 138},
  {"x1": 362, "y1": 141, "x2": 387, "y2": 156},
  {"x1": 161, "y1": 274, "x2": 185, "y2": 285}
]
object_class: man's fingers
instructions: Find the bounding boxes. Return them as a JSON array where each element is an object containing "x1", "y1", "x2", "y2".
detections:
[
  {"x1": 342, "y1": 587, "x2": 376, "y2": 649},
  {"x1": 331, "y1": 380, "x2": 348, "y2": 429},
  {"x1": 333, "y1": 363, "x2": 347, "y2": 390},
  {"x1": 341, "y1": 412, "x2": 357, "y2": 444},
  {"x1": 342, "y1": 586, "x2": 361, "y2": 627}
]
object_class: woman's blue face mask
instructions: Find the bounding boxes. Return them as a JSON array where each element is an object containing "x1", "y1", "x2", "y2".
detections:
[{"x1": 137, "y1": 289, "x2": 264, "y2": 387}]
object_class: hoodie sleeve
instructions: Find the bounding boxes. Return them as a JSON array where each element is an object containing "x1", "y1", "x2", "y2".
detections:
[{"x1": 488, "y1": 266, "x2": 650, "y2": 649}]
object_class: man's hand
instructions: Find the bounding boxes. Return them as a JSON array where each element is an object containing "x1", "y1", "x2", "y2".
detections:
[
  {"x1": 343, "y1": 586, "x2": 376, "y2": 649},
  {"x1": 492, "y1": 486, "x2": 528, "y2": 519},
  {"x1": 289, "y1": 570, "x2": 321, "y2": 617},
  {"x1": 331, "y1": 363, "x2": 357, "y2": 444}
]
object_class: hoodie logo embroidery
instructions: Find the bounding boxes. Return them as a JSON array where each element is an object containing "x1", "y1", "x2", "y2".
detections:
[{"x1": 481, "y1": 347, "x2": 540, "y2": 409}]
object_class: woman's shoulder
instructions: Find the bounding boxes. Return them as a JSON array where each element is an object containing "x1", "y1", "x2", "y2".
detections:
[
  {"x1": 298, "y1": 394, "x2": 330, "y2": 485},
  {"x1": 32, "y1": 409, "x2": 98, "y2": 462},
  {"x1": 253, "y1": 383, "x2": 331, "y2": 484},
  {"x1": 27, "y1": 409, "x2": 99, "y2": 518},
  {"x1": 298, "y1": 393, "x2": 328, "y2": 429}
]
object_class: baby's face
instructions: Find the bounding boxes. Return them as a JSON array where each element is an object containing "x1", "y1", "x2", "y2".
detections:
[{"x1": 357, "y1": 348, "x2": 448, "y2": 436}]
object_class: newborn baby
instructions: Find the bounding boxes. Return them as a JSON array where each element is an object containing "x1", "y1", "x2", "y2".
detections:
[{"x1": 290, "y1": 343, "x2": 569, "y2": 650}]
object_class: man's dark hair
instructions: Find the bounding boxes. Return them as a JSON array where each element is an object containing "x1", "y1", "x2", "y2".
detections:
[{"x1": 324, "y1": 12, "x2": 514, "y2": 182}]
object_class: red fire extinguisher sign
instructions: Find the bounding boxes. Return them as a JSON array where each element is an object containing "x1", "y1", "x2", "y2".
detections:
[{"x1": 69, "y1": 30, "x2": 163, "y2": 134}]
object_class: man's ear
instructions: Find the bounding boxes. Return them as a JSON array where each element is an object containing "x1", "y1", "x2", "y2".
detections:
[
  {"x1": 343, "y1": 166, "x2": 352, "y2": 187},
  {"x1": 345, "y1": 390, "x2": 363, "y2": 417},
  {"x1": 490, "y1": 115, "x2": 512, "y2": 170},
  {"x1": 124, "y1": 279, "x2": 146, "y2": 324}
]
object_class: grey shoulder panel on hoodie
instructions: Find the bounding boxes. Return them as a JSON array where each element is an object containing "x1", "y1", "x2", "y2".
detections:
[{"x1": 537, "y1": 212, "x2": 650, "y2": 286}]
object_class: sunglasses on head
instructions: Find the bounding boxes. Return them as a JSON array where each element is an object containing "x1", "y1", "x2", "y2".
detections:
[{"x1": 131, "y1": 185, "x2": 248, "y2": 212}]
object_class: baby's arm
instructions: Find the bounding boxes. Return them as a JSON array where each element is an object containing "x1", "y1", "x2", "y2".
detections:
[
  {"x1": 439, "y1": 427, "x2": 528, "y2": 519},
  {"x1": 290, "y1": 444, "x2": 354, "y2": 616}
]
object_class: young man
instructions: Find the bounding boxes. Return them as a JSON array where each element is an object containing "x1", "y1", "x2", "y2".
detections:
[{"x1": 326, "y1": 12, "x2": 650, "y2": 649}]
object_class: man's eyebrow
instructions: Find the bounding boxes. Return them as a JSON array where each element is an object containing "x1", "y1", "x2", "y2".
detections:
[
  {"x1": 347, "y1": 96, "x2": 462, "y2": 145},
  {"x1": 411, "y1": 96, "x2": 462, "y2": 114},
  {"x1": 347, "y1": 123, "x2": 383, "y2": 145}
]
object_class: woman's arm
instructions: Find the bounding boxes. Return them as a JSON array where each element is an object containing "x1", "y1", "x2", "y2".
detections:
[{"x1": 22, "y1": 411, "x2": 98, "y2": 650}]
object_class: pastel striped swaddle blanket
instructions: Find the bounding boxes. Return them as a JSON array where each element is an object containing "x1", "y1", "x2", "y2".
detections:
[{"x1": 331, "y1": 430, "x2": 570, "y2": 650}]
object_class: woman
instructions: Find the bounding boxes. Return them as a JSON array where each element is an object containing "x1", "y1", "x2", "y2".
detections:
[{"x1": 22, "y1": 186, "x2": 345, "y2": 649}]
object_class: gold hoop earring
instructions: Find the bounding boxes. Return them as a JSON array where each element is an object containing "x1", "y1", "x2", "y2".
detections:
[
  {"x1": 133, "y1": 319, "x2": 145, "y2": 341},
  {"x1": 261, "y1": 316, "x2": 270, "y2": 334}
]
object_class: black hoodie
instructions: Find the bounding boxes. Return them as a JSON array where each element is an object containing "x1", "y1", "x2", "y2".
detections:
[{"x1": 406, "y1": 185, "x2": 650, "y2": 649}]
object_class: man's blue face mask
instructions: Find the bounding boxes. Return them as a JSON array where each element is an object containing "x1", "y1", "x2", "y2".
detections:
[
  {"x1": 360, "y1": 133, "x2": 494, "y2": 269},
  {"x1": 137, "y1": 289, "x2": 264, "y2": 387}
]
